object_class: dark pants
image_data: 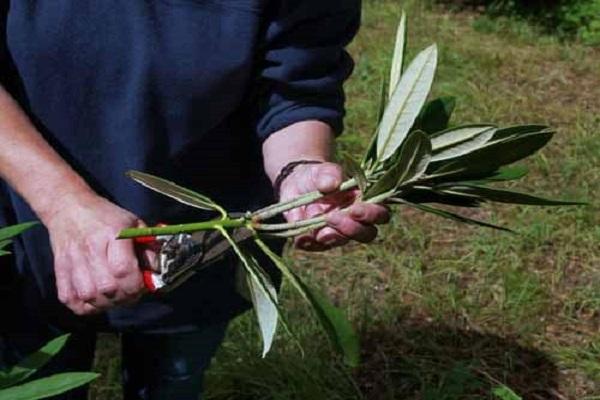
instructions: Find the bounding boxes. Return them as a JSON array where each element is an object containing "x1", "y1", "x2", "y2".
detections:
[{"x1": 0, "y1": 322, "x2": 228, "y2": 400}]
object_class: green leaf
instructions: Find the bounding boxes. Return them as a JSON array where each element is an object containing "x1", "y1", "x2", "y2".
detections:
[
  {"x1": 492, "y1": 385, "x2": 522, "y2": 400},
  {"x1": 491, "y1": 125, "x2": 548, "y2": 142},
  {"x1": 342, "y1": 154, "x2": 368, "y2": 194},
  {"x1": 0, "y1": 335, "x2": 70, "y2": 389},
  {"x1": 0, "y1": 250, "x2": 10, "y2": 257},
  {"x1": 245, "y1": 258, "x2": 279, "y2": 358},
  {"x1": 0, "y1": 373, "x2": 99, "y2": 400},
  {"x1": 218, "y1": 228, "x2": 280, "y2": 357},
  {"x1": 0, "y1": 241, "x2": 11, "y2": 250},
  {"x1": 0, "y1": 222, "x2": 38, "y2": 243},
  {"x1": 362, "y1": 76, "x2": 388, "y2": 169},
  {"x1": 126, "y1": 171, "x2": 223, "y2": 214},
  {"x1": 478, "y1": 165, "x2": 529, "y2": 182},
  {"x1": 394, "y1": 200, "x2": 514, "y2": 232},
  {"x1": 399, "y1": 187, "x2": 482, "y2": 207},
  {"x1": 376, "y1": 44, "x2": 438, "y2": 162},
  {"x1": 254, "y1": 238, "x2": 360, "y2": 367},
  {"x1": 397, "y1": 131, "x2": 432, "y2": 185},
  {"x1": 431, "y1": 125, "x2": 496, "y2": 162},
  {"x1": 412, "y1": 96, "x2": 456, "y2": 134},
  {"x1": 389, "y1": 11, "x2": 407, "y2": 99},
  {"x1": 365, "y1": 131, "x2": 432, "y2": 200},
  {"x1": 436, "y1": 184, "x2": 585, "y2": 206},
  {"x1": 429, "y1": 131, "x2": 554, "y2": 181}
]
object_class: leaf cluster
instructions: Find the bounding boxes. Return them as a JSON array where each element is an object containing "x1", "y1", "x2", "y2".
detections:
[
  {"x1": 0, "y1": 223, "x2": 97, "y2": 399},
  {"x1": 352, "y1": 12, "x2": 583, "y2": 231},
  {"x1": 0, "y1": 335, "x2": 98, "y2": 400}
]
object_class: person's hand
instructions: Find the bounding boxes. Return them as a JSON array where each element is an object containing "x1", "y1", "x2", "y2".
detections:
[
  {"x1": 279, "y1": 161, "x2": 390, "y2": 252},
  {"x1": 43, "y1": 193, "x2": 146, "y2": 316}
]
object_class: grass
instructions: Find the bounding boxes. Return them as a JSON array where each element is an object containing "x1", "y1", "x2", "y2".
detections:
[{"x1": 90, "y1": 1, "x2": 599, "y2": 398}]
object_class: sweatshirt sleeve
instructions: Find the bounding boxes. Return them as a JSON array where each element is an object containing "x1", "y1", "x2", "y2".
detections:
[{"x1": 253, "y1": 0, "x2": 361, "y2": 142}]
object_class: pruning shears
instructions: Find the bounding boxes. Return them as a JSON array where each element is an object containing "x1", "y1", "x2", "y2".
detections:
[{"x1": 133, "y1": 222, "x2": 254, "y2": 293}]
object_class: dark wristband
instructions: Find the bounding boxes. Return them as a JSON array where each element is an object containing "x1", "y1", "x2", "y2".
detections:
[{"x1": 273, "y1": 160, "x2": 324, "y2": 200}]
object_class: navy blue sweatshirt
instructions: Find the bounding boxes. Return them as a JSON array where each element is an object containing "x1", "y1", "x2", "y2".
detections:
[{"x1": 0, "y1": 0, "x2": 360, "y2": 332}]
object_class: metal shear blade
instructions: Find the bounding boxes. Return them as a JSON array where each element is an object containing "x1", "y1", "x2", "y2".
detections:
[{"x1": 154, "y1": 227, "x2": 254, "y2": 292}]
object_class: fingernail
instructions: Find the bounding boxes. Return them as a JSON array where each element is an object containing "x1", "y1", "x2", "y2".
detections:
[
  {"x1": 351, "y1": 206, "x2": 364, "y2": 219},
  {"x1": 297, "y1": 238, "x2": 311, "y2": 249},
  {"x1": 319, "y1": 174, "x2": 338, "y2": 190},
  {"x1": 323, "y1": 237, "x2": 338, "y2": 247},
  {"x1": 327, "y1": 212, "x2": 343, "y2": 226}
]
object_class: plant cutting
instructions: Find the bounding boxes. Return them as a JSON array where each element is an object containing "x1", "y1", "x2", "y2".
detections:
[{"x1": 118, "y1": 13, "x2": 584, "y2": 366}]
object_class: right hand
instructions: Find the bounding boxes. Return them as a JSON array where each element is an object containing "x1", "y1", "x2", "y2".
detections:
[{"x1": 43, "y1": 192, "x2": 146, "y2": 316}]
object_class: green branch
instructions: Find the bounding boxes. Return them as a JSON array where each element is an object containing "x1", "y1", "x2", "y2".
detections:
[{"x1": 118, "y1": 217, "x2": 247, "y2": 239}]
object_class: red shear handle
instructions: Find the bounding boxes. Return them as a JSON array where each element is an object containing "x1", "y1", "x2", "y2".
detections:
[
  {"x1": 143, "y1": 270, "x2": 159, "y2": 292},
  {"x1": 133, "y1": 223, "x2": 168, "y2": 293}
]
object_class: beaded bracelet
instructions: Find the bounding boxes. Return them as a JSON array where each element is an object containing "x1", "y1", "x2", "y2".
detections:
[{"x1": 273, "y1": 160, "x2": 324, "y2": 200}]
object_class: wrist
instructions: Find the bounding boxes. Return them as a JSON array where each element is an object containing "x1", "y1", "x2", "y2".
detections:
[
  {"x1": 273, "y1": 160, "x2": 325, "y2": 199},
  {"x1": 262, "y1": 121, "x2": 335, "y2": 183},
  {"x1": 34, "y1": 176, "x2": 97, "y2": 226}
]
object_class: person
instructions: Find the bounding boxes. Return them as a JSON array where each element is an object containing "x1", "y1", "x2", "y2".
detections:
[{"x1": 0, "y1": 0, "x2": 389, "y2": 399}]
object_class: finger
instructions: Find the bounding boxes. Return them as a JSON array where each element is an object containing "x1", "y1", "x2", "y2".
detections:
[
  {"x1": 141, "y1": 248, "x2": 159, "y2": 272},
  {"x1": 69, "y1": 252, "x2": 99, "y2": 304},
  {"x1": 70, "y1": 301, "x2": 102, "y2": 316},
  {"x1": 284, "y1": 207, "x2": 304, "y2": 223},
  {"x1": 349, "y1": 203, "x2": 391, "y2": 225},
  {"x1": 326, "y1": 211, "x2": 378, "y2": 243},
  {"x1": 305, "y1": 202, "x2": 331, "y2": 219},
  {"x1": 85, "y1": 245, "x2": 120, "y2": 300},
  {"x1": 310, "y1": 163, "x2": 343, "y2": 194},
  {"x1": 314, "y1": 226, "x2": 350, "y2": 248},
  {"x1": 55, "y1": 255, "x2": 76, "y2": 307},
  {"x1": 294, "y1": 234, "x2": 328, "y2": 252},
  {"x1": 107, "y1": 237, "x2": 144, "y2": 296}
]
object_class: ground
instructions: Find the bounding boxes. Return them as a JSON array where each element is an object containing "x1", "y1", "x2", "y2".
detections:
[{"x1": 91, "y1": 1, "x2": 599, "y2": 398}]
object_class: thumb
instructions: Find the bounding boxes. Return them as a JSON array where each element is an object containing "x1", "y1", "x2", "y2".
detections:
[
  {"x1": 311, "y1": 162, "x2": 343, "y2": 194},
  {"x1": 134, "y1": 219, "x2": 159, "y2": 272}
]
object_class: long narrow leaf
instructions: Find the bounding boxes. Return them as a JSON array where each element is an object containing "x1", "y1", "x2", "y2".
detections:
[
  {"x1": 491, "y1": 125, "x2": 548, "y2": 142},
  {"x1": 127, "y1": 171, "x2": 223, "y2": 214},
  {"x1": 363, "y1": 76, "x2": 388, "y2": 169},
  {"x1": 377, "y1": 44, "x2": 438, "y2": 162},
  {"x1": 254, "y1": 238, "x2": 360, "y2": 367},
  {"x1": 398, "y1": 131, "x2": 432, "y2": 185},
  {"x1": 389, "y1": 12, "x2": 407, "y2": 99},
  {"x1": 217, "y1": 228, "x2": 279, "y2": 357},
  {"x1": 342, "y1": 154, "x2": 368, "y2": 194},
  {"x1": 392, "y1": 200, "x2": 514, "y2": 232},
  {"x1": 0, "y1": 373, "x2": 99, "y2": 400},
  {"x1": 0, "y1": 335, "x2": 70, "y2": 389},
  {"x1": 398, "y1": 187, "x2": 482, "y2": 207},
  {"x1": 429, "y1": 131, "x2": 554, "y2": 181},
  {"x1": 467, "y1": 165, "x2": 529, "y2": 183},
  {"x1": 431, "y1": 125, "x2": 494, "y2": 151},
  {"x1": 412, "y1": 96, "x2": 456, "y2": 134},
  {"x1": 431, "y1": 127, "x2": 496, "y2": 163},
  {"x1": 365, "y1": 131, "x2": 432, "y2": 199},
  {"x1": 0, "y1": 222, "x2": 38, "y2": 243},
  {"x1": 246, "y1": 261, "x2": 279, "y2": 358},
  {"x1": 436, "y1": 185, "x2": 585, "y2": 206}
]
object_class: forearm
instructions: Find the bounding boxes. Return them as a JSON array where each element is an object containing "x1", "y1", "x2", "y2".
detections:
[
  {"x1": 262, "y1": 120, "x2": 335, "y2": 184},
  {"x1": 0, "y1": 85, "x2": 94, "y2": 223}
]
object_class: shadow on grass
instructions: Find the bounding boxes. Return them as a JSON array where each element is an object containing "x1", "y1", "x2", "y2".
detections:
[{"x1": 356, "y1": 321, "x2": 561, "y2": 400}]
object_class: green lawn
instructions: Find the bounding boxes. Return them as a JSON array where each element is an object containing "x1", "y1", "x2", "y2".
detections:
[{"x1": 91, "y1": 1, "x2": 599, "y2": 399}]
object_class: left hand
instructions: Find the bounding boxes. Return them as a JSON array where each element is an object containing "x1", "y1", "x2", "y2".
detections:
[{"x1": 279, "y1": 161, "x2": 390, "y2": 252}]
